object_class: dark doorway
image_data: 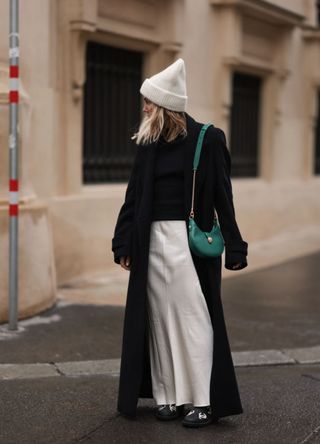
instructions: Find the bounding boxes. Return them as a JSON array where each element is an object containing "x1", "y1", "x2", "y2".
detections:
[
  {"x1": 230, "y1": 72, "x2": 262, "y2": 177},
  {"x1": 82, "y1": 41, "x2": 143, "y2": 183}
]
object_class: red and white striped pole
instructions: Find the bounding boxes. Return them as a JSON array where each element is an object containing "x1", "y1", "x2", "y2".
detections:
[{"x1": 8, "y1": 0, "x2": 19, "y2": 330}]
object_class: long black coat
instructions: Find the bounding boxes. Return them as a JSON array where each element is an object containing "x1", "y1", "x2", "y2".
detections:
[{"x1": 111, "y1": 112, "x2": 248, "y2": 419}]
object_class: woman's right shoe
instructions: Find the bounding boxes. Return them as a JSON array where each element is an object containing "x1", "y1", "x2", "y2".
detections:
[
  {"x1": 181, "y1": 406, "x2": 214, "y2": 427},
  {"x1": 155, "y1": 404, "x2": 184, "y2": 421}
]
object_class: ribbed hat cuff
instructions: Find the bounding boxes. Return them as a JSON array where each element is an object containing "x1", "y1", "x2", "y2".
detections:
[{"x1": 140, "y1": 79, "x2": 187, "y2": 112}]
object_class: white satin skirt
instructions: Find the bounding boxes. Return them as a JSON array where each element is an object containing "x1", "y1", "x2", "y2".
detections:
[{"x1": 146, "y1": 220, "x2": 214, "y2": 407}]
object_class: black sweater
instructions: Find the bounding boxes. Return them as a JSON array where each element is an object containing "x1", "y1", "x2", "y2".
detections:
[{"x1": 151, "y1": 133, "x2": 187, "y2": 221}]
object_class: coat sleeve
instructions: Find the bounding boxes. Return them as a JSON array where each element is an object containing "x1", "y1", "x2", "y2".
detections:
[
  {"x1": 212, "y1": 127, "x2": 248, "y2": 270},
  {"x1": 111, "y1": 144, "x2": 141, "y2": 265}
]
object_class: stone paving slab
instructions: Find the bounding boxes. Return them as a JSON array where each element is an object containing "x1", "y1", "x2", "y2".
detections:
[
  {"x1": 232, "y1": 349, "x2": 295, "y2": 366},
  {"x1": 282, "y1": 345, "x2": 320, "y2": 364},
  {"x1": 56, "y1": 358, "x2": 120, "y2": 377},
  {"x1": 2, "y1": 347, "x2": 320, "y2": 381},
  {"x1": 0, "y1": 363, "x2": 58, "y2": 380}
]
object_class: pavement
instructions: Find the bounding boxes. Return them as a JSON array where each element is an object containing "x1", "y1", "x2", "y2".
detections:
[{"x1": 0, "y1": 251, "x2": 320, "y2": 443}]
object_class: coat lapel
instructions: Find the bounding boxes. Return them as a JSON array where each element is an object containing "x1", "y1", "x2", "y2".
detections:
[
  {"x1": 138, "y1": 112, "x2": 205, "y2": 222},
  {"x1": 138, "y1": 140, "x2": 158, "y2": 221}
]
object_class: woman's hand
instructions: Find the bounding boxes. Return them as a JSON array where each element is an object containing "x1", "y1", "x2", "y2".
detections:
[{"x1": 120, "y1": 256, "x2": 131, "y2": 271}]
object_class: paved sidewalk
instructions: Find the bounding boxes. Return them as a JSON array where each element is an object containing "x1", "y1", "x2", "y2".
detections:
[
  {"x1": 58, "y1": 225, "x2": 320, "y2": 307},
  {"x1": 0, "y1": 251, "x2": 320, "y2": 443},
  {"x1": 0, "y1": 364, "x2": 320, "y2": 444}
]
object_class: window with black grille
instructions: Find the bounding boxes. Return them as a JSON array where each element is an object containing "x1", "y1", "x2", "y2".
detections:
[
  {"x1": 229, "y1": 72, "x2": 262, "y2": 177},
  {"x1": 82, "y1": 41, "x2": 143, "y2": 183},
  {"x1": 315, "y1": 90, "x2": 320, "y2": 175}
]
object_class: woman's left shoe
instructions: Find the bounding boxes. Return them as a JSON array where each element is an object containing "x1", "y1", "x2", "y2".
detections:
[
  {"x1": 155, "y1": 404, "x2": 184, "y2": 421},
  {"x1": 181, "y1": 406, "x2": 214, "y2": 428}
]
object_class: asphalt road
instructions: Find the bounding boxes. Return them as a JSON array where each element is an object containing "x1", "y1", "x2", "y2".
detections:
[{"x1": 0, "y1": 251, "x2": 319, "y2": 363}]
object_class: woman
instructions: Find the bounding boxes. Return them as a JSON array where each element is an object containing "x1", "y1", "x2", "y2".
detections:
[{"x1": 111, "y1": 58, "x2": 248, "y2": 428}]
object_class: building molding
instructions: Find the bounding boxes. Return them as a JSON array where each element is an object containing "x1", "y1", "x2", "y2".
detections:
[
  {"x1": 223, "y1": 55, "x2": 275, "y2": 75},
  {"x1": 302, "y1": 28, "x2": 320, "y2": 42},
  {"x1": 210, "y1": 0, "x2": 305, "y2": 27}
]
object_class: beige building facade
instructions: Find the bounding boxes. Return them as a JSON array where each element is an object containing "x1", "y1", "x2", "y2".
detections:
[{"x1": 0, "y1": 0, "x2": 320, "y2": 321}]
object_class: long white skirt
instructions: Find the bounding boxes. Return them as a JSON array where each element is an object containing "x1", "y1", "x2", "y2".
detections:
[{"x1": 146, "y1": 220, "x2": 214, "y2": 407}]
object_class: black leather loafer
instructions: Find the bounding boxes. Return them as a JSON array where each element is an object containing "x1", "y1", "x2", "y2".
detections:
[
  {"x1": 181, "y1": 406, "x2": 214, "y2": 427},
  {"x1": 155, "y1": 404, "x2": 184, "y2": 421}
]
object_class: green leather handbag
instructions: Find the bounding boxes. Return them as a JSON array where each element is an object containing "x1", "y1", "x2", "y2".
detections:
[{"x1": 188, "y1": 123, "x2": 225, "y2": 258}]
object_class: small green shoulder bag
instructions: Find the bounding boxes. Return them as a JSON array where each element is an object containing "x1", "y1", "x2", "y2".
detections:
[{"x1": 188, "y1": 123, "x2": 225, "y2": 258}]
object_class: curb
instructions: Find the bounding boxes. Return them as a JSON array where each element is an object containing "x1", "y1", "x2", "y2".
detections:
[{"x1": 1, "y1": 346, "x2": 320, "y2": 380}]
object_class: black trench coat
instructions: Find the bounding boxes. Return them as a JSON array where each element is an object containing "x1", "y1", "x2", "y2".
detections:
[{"x1": 111, "y1": 112, "x2": 248, "y2": 419}]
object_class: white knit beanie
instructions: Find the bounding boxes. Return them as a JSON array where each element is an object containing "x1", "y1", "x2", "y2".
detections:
[{"x1": 140, "y1": 58, "x2": 188, "y2": 112}]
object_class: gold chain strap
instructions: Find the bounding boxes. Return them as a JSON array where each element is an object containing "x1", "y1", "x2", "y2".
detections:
[
  {"x1": 189, "y1": 169, "x2": 197, "y2": 218},
  {"x1": 189, "y1": 167, "x2": 217, "y2": 222}
]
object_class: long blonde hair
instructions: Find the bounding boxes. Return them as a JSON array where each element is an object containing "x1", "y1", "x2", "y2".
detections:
[{"x1": 132, "y1": 104, "x2": 187, "y2": 145}]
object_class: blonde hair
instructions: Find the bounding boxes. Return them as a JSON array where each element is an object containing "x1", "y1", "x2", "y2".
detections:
[{"x1": 132, "y1": 103, "x2": 187, "y2": 145}]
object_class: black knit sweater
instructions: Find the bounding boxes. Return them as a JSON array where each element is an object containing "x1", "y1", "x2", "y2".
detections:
[{"x1": 151, "y1": 133, "x2": 187, "y2": 221}]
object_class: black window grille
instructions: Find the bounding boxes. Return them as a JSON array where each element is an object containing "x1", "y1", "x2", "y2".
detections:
[
  {"x1": 229, "y1": 72, "x2": 262, "y2": 177},
  {"x1": 315, "y1": 90, "x2": 320, "y2": 174},
  {"x1": 82, "y1": 41, "x2": 143, "y2": 183}
]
